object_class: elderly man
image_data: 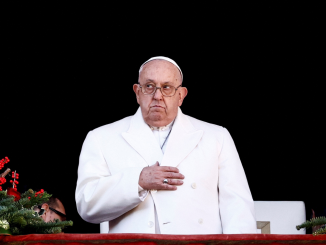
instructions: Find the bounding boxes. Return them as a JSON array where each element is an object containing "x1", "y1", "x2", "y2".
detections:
[{"x1": 75, "y1": 56, "x2": 257, "y2": 234}]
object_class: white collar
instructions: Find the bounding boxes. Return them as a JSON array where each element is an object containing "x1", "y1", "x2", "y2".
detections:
[
  {"x1": 148, "y1": 119, "x2": 175, "y2": 131},
  {"x1": 122, "y1": 107, "x2": 203, "y2": 168}
]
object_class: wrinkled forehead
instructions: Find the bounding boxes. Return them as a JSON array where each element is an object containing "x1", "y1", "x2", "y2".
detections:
[{"x1": 139, "y1": 56, "x2": 183, "y2": 82}]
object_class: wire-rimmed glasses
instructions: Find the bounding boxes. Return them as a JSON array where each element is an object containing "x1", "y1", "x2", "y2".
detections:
[{"x1": 139, "y1": 83, "x2": 181, "y2": 97}]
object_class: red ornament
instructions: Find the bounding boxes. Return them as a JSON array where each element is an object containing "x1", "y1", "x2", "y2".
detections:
[
  {"x1": 0, "y1": 177, "x2": 6, "y2": 185},
  {"x1": 10, "y1": 170, "x2": 19, "y2": 190},
  {"x1": 35, "y1": 189, "x2": 45, "y2": 197},
  {"x1": 0, "y1": 157, "x2": 9, "y2": 170},
  {"x1": 7, "y1": 187, "x2": 21, "y2": 201}
]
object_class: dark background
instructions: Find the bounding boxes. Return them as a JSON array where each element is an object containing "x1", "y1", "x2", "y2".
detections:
[{"x1": 1, "y1": 2, "x2": 325, "y2": 233}]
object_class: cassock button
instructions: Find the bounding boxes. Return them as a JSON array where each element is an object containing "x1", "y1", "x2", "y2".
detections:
[
  {"x1": 198, "y1": 218, "x2": 203, "y2": 224},
  {"x1": 191, "y1": 183, "x2": 197, "y2": 189},
  {"x1": 148, "y1": 221, "x2": 154, "y2": 228}
]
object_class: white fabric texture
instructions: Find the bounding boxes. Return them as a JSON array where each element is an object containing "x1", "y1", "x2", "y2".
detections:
[
  {"x1": 149, "y1": 121, "x2": 174, "y2": 234},
  {"x1": 137, "y1": 120, "x2": 174, "y2": 202},
  {"x1": 137, "y1": 184, "x2": 147, "y2": 200},
  {"x1": 149, "y1": 120, "x2": 174, "y2": 153},
  {"x1": 76, "y1": 107, "x2": 257, "y2": 234}
]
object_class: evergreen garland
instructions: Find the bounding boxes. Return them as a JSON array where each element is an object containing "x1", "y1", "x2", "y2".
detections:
[
  {"x1": 0, "y1": 189, "x2": 73, "y2": 235},
  {"x1": 296, "y1": 216, "x2": 326, "y2": 235}
]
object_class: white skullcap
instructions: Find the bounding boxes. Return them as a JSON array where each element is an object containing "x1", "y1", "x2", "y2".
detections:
[{"x1": 139, "y1": 56, "x2": 183, "y2": 82}]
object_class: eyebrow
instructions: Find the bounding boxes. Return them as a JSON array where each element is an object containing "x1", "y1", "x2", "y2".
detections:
[{"x1": 144, "y1": 79, "x2": 173, "y2": 84}]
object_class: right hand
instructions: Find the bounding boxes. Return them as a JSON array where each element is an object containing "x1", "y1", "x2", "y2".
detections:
[{"x1": 138, "y1": 162, "x2": 185, "y2": 190}]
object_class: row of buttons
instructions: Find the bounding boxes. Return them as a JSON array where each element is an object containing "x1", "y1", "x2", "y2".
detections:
[{"x1": 148, "y1": 183, "x2": 199, "y2": 228}]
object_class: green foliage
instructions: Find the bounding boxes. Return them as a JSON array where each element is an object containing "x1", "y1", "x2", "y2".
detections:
[
  {"x1": 21, "y1": 189, "x2": 52, "y2": 209},
  {"x1": 0, "y1": 190, "x2": 73, "y2": 235},
  {"x1": 314, "y1": 226, "x2": 326, "y2": 235},
  {"x1": 22, "y1": 219, "x2": 73, "y2": 234},
  {"x1": 0, "y1": 195, "x2": 15, "y2": 206},
  {"x1": 296, "y1": 216, "x2": 326, "y2": 235}
]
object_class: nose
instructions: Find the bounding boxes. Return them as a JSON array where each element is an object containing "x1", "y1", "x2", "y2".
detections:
[{"x1": 153, "y1": 87, "x2": 163, "y2": 100}]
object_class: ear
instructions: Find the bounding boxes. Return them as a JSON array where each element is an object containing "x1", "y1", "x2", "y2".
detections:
[
  {"x1": 133, "y1": 84, "x2": 140, "y2": 104},
  {"x1": 178, "y1": 87, "x2": 188, "y2": 107},
  {"x1": 41, "y1": 203, "x2": 49, "y2": 213}
]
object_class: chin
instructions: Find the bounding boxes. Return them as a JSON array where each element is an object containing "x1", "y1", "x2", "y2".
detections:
[
  {"x1": 147, "y1": 113, "x2": 168, "y2": 125},
  {"x1": 149, "y1": 114, "x2": 164, "y2": 122}
]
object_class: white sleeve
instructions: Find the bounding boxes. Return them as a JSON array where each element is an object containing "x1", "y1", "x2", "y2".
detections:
[
  {"x1": 218, "y1": 128, "x2": 257, "y2": 234},
  {"x1": 138, "y1": 184, "x2": 148, "y2": 201},
  {"x1": 75, "y1": 131, "x2": 147, "y2": 224}
]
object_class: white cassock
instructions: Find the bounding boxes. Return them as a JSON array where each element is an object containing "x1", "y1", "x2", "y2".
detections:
[
  {"x1": 138, "y1": 119, "x2": 174, "y2": 234},
  {"x1": 75, "y1": 107, "x2": 257, "y2": 234}
]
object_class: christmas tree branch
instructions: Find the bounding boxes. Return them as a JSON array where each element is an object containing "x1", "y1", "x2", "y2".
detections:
[
  {"x1": 314, "y1": 226, "x2": 326, "y2": 235},
  {"x1": 0, "y1": 189, "x2": 73, "y2": 235},
  {"x1": 296, "y1": 216, "x2": 326, "y2": 230}
]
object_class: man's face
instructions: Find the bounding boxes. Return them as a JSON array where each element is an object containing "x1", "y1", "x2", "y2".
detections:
[{"x1": 133, "y1": 60, "x2": 187, "y2": 127}]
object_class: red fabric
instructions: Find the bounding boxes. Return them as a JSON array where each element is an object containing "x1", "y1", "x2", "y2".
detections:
[{"x1": 0, "y1": 234, "x2": 325, "y2": 245}]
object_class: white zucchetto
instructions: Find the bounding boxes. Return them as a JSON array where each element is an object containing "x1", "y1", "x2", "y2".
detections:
[{"x1": 139, "y1": 56, "x2": 183, "y2": 82}]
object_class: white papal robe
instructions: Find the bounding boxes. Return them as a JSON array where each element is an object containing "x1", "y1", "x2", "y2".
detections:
[{"x1": 75, "y1": 107, "x2": 257, "y2": 234}]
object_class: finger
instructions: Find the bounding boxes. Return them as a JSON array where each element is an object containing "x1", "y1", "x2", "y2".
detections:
[
  {"x1": 161, "y1": 166, "x2": 179, "y2": 173},
  {"x1": 165, "y1": 179, "x2": 184, "y2": 186},
  {"x1": 164, "y1": 172, "x2": 185, "y2": 179},
  {"x1": 159, "y1": 184, "x2": 177, "y2": 191},
  {"x1": 154, "y1": 161, "x2": 159, "y2": 166}
]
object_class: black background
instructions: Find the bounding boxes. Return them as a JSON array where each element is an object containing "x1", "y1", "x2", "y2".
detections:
[{"x1": 1, "y1": 2, "x2": 325, "y2": 233}]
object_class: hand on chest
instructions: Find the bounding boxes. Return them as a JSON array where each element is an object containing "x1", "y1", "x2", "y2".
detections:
[{"x1": 105, "y1": 137, "x2": 219, "y2": 187}]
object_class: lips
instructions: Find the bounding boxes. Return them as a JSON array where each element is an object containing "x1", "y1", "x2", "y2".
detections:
[{"x1": 150, "y1": 105, "x2": 165, "y2": 110}]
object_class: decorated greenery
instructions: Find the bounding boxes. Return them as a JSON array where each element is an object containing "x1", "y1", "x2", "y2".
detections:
[
  {"x1": 0, "y1": 156, "x2": 72, "y2": 235},
  {"x1": 0, "y1": 189, "x2": 72, "y2": 235},
  {"x1": 297, "y1": 216, "x2": 326, "y2": 235}
]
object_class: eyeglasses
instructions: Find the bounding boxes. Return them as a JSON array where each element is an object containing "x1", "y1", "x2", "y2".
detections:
[
  {"x1": 37, "y1": 205, "x2": 66, "y2": 218},
  {"x1": 139, "y1": 83, "x2": 181, "y2": 97}
]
